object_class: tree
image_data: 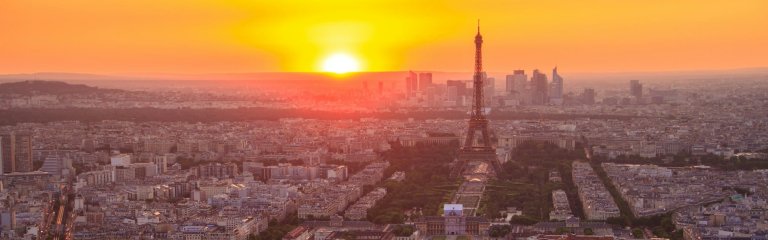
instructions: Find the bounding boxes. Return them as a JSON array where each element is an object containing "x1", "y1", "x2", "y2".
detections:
[
  {"x1": 632, "y1": 228, "x2": 644, "y2": 239},
  {"x1": 262, "y1": 159, "x2": 279, "y2": 166},
  {"x1": 491, "y1": 142, "x2": 585, "y2": 221},
  {"x1": 366, "y1": 142, "x2": 459, "y2": 223},
  {"x1": 583, "y1": 228, "x2": 594, "y2": 235},
  {"x1": 488, "y1": 225, "x2": 511, "y2": 238},
  {"x1": 288, "y1": 159, "x2": 304, "y2": 166},
  {"x1": 606, "y1": 217, "x2": 629, "y2": 227},
  {"x1": 392, "y1": 225, "x2": 416, "y2": 237},
  {"x1": 509, "y1": 215, "x2": 538, "y2": 225}
]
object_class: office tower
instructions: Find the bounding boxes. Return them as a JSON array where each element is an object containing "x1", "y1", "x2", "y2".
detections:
[
  {"x1": 446, "y1": 85, "x2": 458, "y2": 104},
  {"x1": 530, "y1": 69, "x2": 549, "y2": 105},
  {"x1": 630, "y1": 80, "x2": 643, "y2": 99},
  {"x1": 405, "y1": 71, "x2": 417, "y2": 97},
  {"x1": 154, "y1": 155, "x2": 168, "y2": 174},
  {"x1": 378, "y1": 81, "x2": 383, "y2": 94},
  {"x1": 425, "y1": 85, "x2": 437, "y2": 106},
  {"x1": 484, "y1": 75, "x2": 495, "y2": 106},
  {"x1": 418, "y1": 72, "x2": 433, "y2": 91},
  {"x1": 582, "y1": 88, "x2": 596, "y2": 105},
  {"x1": 513, "y1": 70, "x2": 527, "y2": 93},
  {"x1": 447, "y1": 80, "x2": 468, "y2": 98},
  {"x1": 504, "y1": 70, "x2": 527, "y2": 94},
  {"x1": 446, "y1": 80, "x2": 468, "y2": 105},
  {"x1": 505, "y1": 70, "x2": 527, "y2": 93},
  {"x1": 549, "y1": 67, "x2": 564, "y2": 105},
  {"x1": 506, "y1": 70, "x2": 529, "y2": 105},
  {"x1": 363, "y1": 81, "x2": 369, "y2": 92},
  {"x1": 1, "y1": 132, "x2": 33, "y2": 174}
]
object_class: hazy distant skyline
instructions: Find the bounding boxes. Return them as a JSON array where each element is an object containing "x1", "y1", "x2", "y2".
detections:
[{"x1": 1, "y1": 0, "x2": 767, "y2": 75}]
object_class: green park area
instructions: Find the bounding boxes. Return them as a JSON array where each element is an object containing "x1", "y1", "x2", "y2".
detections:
[
  {"x1": 479, "y1": 141, "x2": 586, "y2": 223},
  {"x1": 366, "y1": 141, "x2": 461, "y2": 223},
  {"x1": 368, "y1": 140, "x2": 588, "y2": 225}
]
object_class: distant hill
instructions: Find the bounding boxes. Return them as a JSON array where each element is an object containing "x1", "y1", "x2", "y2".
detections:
[
  {"x1": 0, "y1": 80, "x2": 123, "y2": 95},
  {"x1": 0, "y1": 72, "x2": 135, "y2": 82}
]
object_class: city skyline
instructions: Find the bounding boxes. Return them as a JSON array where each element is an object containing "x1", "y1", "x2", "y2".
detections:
[
  {"x1": 1, "y1": 1, "x2": 768, "y2": 240},
  {"x1": 2, "y1": 0, "x2": 767, "y2": 75}
]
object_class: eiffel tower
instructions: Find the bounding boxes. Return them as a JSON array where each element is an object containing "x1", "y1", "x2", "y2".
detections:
[{"x1": 455, "y1": 21, "x2": 498, "y2": 178}]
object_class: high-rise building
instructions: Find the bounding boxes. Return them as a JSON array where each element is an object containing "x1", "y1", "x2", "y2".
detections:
[
  {"x1": 154, "y1": 155, "x2": 168, "y2": 174},
  {"x1": 418, "y1": 72, "x2": 433, "y2": 91},
  {"x1": 1, "y1": 132, "x2": 33, "y2": 174},
  {"x1": 378, "y1": 81, "x2": 383, "y2": 95},
  {"x1": 504, "y1": 75, "x2": 513, "y2": 93},
  {"x1": 530, "y1": 69, "x2": 548, "y2": 105},
  {"x1": 446, "y1": 80, "x2": 466, "y2": 105},
  {"x1": 630, "y1": 80, "x2": 643, "y2": 99},
  {"x1": 484, "y1": 75, "x2": 495, "y2": 106},
  {"x1": 446, "y1": 80, "x2": 468, "y2": 104},
  {"x1": 405, "y1": 71, "x2": 418, "y2": 97},
  {"x1": 549, "y1": 67, "x2": 564, "y2": 105},
  {"x1": 505, "y1": 70, "x2": 527, "y2": 93},
  {"x1": 582, "y1": 88, "x2": 596, "y2": 105}
]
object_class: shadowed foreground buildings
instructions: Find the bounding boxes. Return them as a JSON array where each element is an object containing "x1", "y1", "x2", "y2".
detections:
[{"x1": 571, "y1": 162, "x2": 620, "y2": 221}]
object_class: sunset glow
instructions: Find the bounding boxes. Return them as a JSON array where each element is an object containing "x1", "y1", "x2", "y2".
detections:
[
  {"x1": 321, "y1": 53, "x2": 361, "y2": 74},
  {"x1": 0, "y1": 0, "x2": 766, "y2": 74}
]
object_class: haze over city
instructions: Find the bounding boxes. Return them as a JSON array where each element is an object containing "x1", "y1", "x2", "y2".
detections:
[{"x1": 1, "y1": 1, "x2": 767, "y2": 240}]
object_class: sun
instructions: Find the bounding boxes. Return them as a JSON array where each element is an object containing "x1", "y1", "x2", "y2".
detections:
[{"x1": 321, "y1": 53, "x2": 360, "y2": 74}]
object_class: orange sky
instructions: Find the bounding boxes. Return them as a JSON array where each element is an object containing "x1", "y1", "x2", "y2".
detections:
[{"x1": 1, "y1": 0, "x2": 767, "y2": 75}]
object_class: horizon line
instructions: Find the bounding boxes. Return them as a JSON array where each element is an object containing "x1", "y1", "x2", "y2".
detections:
[{"x1": 0, "y1": 66, "x2": 767, "y2": 81}]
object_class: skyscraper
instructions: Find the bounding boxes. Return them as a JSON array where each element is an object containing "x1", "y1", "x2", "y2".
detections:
[
  {"x1": 549, "y1": 67, "x2": 564, "y2": 105},
  {"x1": 530, "y1": 69, "x2": 548, "y2": 105},
  {"x1": 630, "y1": 80, "x2": 643, "y2": 99},
  {"x1": 406, "y1": 71, "x2": 418, "y2": 97},
  {"x1": 582, "y1": 88, "x2": 596, "y2": 105},
  {"x1": 446, "y1": 80, "x2": 468, "y2": 105},
  {"x1": 483, "y1": 75, "x2": 495, "y2": 106},
  {"x1": 505, "y1": 70, "x2": 527, "y2": 93},
  {"x1": 418, "y1": 72, "x2": 433, "y2": 91},
  {"x1": 154, "y1": 155, "x2": 168, "y2": 174},
  {"x1": 1, "y1": 132, "x2": 33, "y2": 174}
]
